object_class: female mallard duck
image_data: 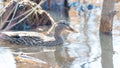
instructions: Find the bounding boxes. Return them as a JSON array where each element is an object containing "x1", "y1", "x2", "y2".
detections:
[{"x1": 1, "y1": 20, "x2": 76, "y2": 46}]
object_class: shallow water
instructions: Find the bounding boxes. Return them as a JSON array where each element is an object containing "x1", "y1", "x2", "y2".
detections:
[{"x1": 0, "y1": 1, "x2": 120, "y2": 68}]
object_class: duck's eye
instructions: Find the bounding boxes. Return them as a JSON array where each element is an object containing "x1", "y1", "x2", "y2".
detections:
[
  {"x1": 64, "y1": 22, "x2": 69, "y2": 26},
  {"x1": 63, "y1": 22, "x2": 66, "y2": 25},
  {"x1": 59, "y1": 20, "x2": 69, "y2": 26}
]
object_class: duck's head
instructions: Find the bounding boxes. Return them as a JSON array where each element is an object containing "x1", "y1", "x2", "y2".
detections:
[{"x1": 55, "y1": 20, "x2": 77, "y2": 34}]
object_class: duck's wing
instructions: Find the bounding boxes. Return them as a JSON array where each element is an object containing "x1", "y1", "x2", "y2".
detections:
[
  {"x1": 1, "y1": 31, "x2": 54, "y2": 41},
  {"x1": 2, "y1": 34, "x2": 44, "y2": 46}
]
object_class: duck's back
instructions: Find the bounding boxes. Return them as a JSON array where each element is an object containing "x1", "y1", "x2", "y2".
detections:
[{"x1": 3, "y1": 35, "x2": 44, "y2": 46}]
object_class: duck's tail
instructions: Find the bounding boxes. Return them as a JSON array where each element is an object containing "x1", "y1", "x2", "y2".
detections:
[
  {"x1": 0, "y1": 33, "x2": 11, "y2": 40},
  {"x1": 0, "y1": 33, "x2": 14, "y2": 43}
]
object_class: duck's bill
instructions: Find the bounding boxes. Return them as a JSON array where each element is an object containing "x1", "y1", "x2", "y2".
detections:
[{"x1": 67, "y1": 26, "x2": 77, "y2": 33}]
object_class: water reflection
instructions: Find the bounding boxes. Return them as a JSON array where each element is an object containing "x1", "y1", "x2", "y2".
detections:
[
  {"x1": 0, "y1": 47, "x2": 16, "y2": 68},
  {"x1": 99, "y1": 32, "x2": 113, "y2": 68},
  {"x1": 1, "y1": 0, "x2": 120, "y2": 68},
  {"x1": 41, "y1": 0, "x2": 70, "y2": 21}
]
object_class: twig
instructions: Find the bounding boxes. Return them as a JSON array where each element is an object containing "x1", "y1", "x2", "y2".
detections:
[
  {"x1": 6, "y1": 8, "x2": 32, "y2": 23},
  {"x1": 0, "y1": 1, "x2": 16, "y2": 30},
  {"x1": 9, "y1": 2, "x2": 19, "y2": 24}
]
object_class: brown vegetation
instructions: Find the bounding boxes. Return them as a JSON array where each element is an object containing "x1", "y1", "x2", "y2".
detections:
[{"x1": 0, "y1": 0, "x2": 54, "y2": 31}]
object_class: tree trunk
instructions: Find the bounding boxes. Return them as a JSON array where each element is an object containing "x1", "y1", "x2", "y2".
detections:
[
  {"x1": 99, "y1": 0, "x2": 117, "y2": 68},
  {"x1": 100, "y1": 0, "x2": 115, "y2": 34}
]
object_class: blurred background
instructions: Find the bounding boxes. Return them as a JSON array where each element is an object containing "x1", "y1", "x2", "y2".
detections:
[{"x1": 0, "y1": 0, "x2": 120, "y2": 68}]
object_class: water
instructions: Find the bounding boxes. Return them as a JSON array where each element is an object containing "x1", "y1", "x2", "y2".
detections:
[
  {"x1": 0, "y1": 1, "x2": 120, "y2": 68},
  {"x1": 0, "y1": 47, "x2": 16, "y2": 68}
]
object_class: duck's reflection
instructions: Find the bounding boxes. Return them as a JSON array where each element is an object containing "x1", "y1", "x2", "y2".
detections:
[{"x1": 99, "y1": 32, "x2": 113, "y2": 68}]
